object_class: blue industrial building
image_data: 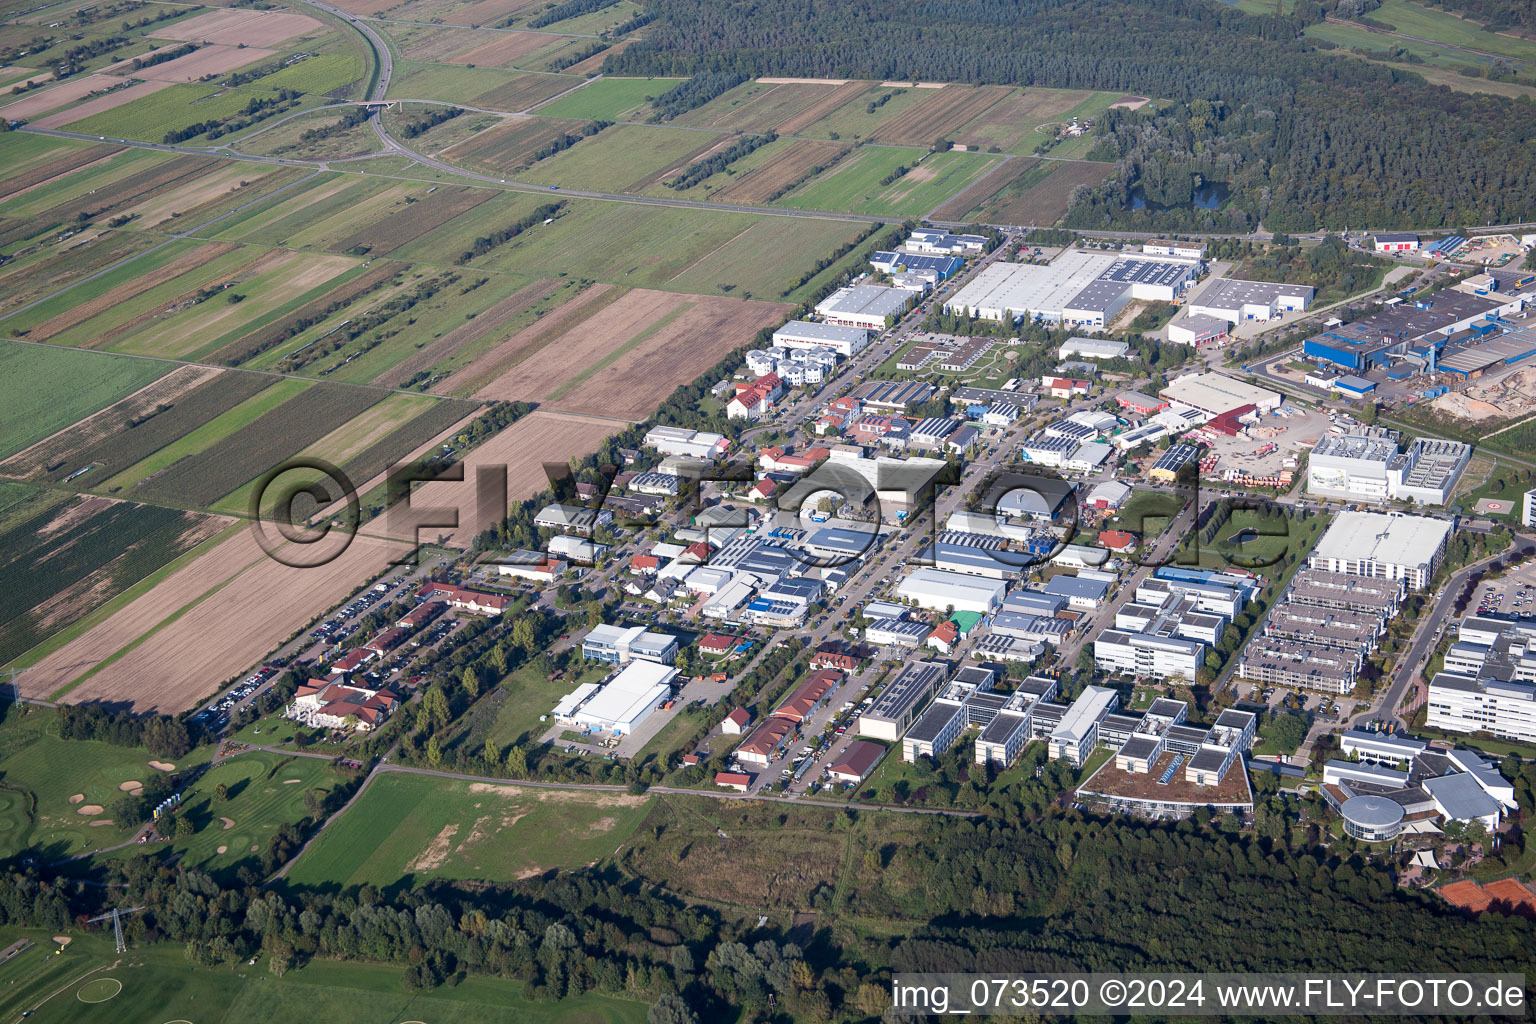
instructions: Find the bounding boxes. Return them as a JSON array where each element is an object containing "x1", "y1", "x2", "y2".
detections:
[{"x1": 1302, "y1": 293, "x2": 1514, "y2": 372}]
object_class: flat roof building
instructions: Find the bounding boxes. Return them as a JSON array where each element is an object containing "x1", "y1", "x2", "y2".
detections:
[
  {"x1": 772, "y1": 320, "x2": 870, "y2": 357},
  {"x1": 567, "y1": 661, "x2": 677, "y2": 735},
  {"x1": 815, "y1": 284, "x2": 913, "y2": 329},
  {"x1": 1048, "y1": 685, "x2": 1120, "y2": 766},
  {"x1": 897, "y1": 568, "x2": 1006, "y2": 614},
  {"x1": 1188, "y1": 279, "x2": 1314, "y2": 323},
  {"x1": 1159, "y1": 372, "x2": 1282, "y2": 417},
  {"x1": 1308, "y1": 511, "x2": 1451, "y2": 591},
  {"x1": 859, "y1": 660, "x2": 948, "y2": 741}
]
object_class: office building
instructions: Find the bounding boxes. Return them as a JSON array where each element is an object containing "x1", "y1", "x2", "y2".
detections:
[{"x1": 1307, "y1": 511, "x2": 1451, "y2": 591}]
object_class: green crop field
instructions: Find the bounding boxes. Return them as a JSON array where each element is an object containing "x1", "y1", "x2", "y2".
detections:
[
  {"x1": 136, "y1": 381, "x2": 384, "y2": 510},
  {"x1": 0, "y1": 707, "x2": 210, "y2": 860},
  {"x1": 533, "y1": 76, "x2": 686, "y2": 120},
  {"x1": 776, "y1": 145, "x2": 1000, "y2": 216},
  {"x1": 100, "y1": 376, "x2": 303, "y2": 493},
  {"x1": 65, "y1": 54, "x2": 366, "y2": 141},
  {"x1": 385, "y1": 60, "x2": 526, "y2": 104},
  {"x1": 0, "y1": 492, "x2": 214, "y2": 664},
  {"x1": 284, "y1": 771, "x2": 650, "y2": 889},
  {"x1": 399, "y1": 189, "x2": 830, "y2": 295},
  {"x1": 1374, "y1": 0, "x2": 1536, "y2": 65},
  {"x1": 516, "y1": 123, "x2": 724, "y2": 192},
  {"x1": 0, "y1": 343, "x2": 167, "y2": 459},
  {"x1": 0, "y1": 930, "x2": 647, "y2": 1024}
]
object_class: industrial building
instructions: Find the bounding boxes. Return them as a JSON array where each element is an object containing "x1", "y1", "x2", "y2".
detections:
[
  {"x1": 1148, "y1": 442, "x2": 1201, "y2": 483},
  {"x1": 1187, "y1": 279, "x2": 1314, "y2": 323},
  {"x1": 1143, "y1": 239, "x2": 1207, "y2": 259},
  {"x1": 896, "y1": 568, "x2": 1006, "y2": 614},
  {"x1": 772, "y1": 320, "x2": 871, "y2": 358},
  {"x1": 858, "y1": 659, "x2": 949, "y2": 740},
  {"x1": 1158, "y1": 372, "x2": 1281, "y2": 418},
  {"x1": 1057, "y1": 337, "x2": 1130, "y2": 360},
  {"x1": 815, "y1": 284, "x2": 913, "y2": 329},
  {"x1": 1167, "y1": 313, "x2": 1230, "y2": 347},
  {"x1": 1306, "y1": 429, "x2": 1471, "y2": 505},
  {"x1": 1373, "y1": 232, "x2": 1420, "y2": 253},
  {"x1": 1301, "y1": 293, "x2": 1519, "y2": 372},
  {"x1": 643, "y1": 426, "x2": 730, "y2": 460},
  {"x1": 1307, "y1": 511, "x2": 1451, "y2": 591},
  {"x1": 942, "y1": 250, "x2": 1199, "y2": 328},
  {"x1": 555, "y1": 660, "x2": 677, "y2": 736},
  {"x1": 870, "y1": 251, "x2": 964, "y2": 279}
]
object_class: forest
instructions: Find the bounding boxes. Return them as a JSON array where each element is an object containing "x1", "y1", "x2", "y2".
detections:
[{"x1": 603, "y1": 0, "x2": 1536, "y2": 230}]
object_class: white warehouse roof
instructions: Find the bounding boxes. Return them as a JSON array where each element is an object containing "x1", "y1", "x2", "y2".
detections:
[
  {"x1": 896, "y1": 568, "x2": 1006, "y2": 613},
  {"x1": 572, "y1": 661, "x2": 677, "y2": 733}
]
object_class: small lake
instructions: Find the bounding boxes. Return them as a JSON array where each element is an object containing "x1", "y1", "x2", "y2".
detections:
[{"x1": 1128, "y1": 181, "x2": 1228, "y2": 211}]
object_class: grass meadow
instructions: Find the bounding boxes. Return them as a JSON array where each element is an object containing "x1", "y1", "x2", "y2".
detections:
[{"x1": 284, "y1": 771, "x2": 650, "y2": 889}]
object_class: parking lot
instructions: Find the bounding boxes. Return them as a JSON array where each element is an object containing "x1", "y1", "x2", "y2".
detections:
[{"x1": 1469, "y1": 558, "x2": 1536, "y2": 616}]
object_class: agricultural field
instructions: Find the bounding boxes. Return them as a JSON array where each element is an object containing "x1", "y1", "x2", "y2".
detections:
[
  {"x1": 440, "y1": 113, "x2": 600, "y2": 174},
  {"x1": 406, "y1": 410, "x2": 623, "y2": 546},
  {"x1": 866, "y1": 83, "x2": 1014, "y2": 146},
  {"x1": 469, "y1": 287, "x2": 792, "y2": 417},
  {"x1": 774, "y1": 144, "x2": 1002, "y2": 217},
  {"x1": 949, "y1": 87, "x2": 1123, "y2": 153},
  {"x1": 648, "y1": 134, "x2": 845, "y2": 202},
  {"x1": 0, "y1": 707, "x2": 210, "y2": 860},
  {"x1": 285, "y1": 772, "x2": 649, "y2": 887},
  {"x1": 18, "y1": 528, "x2": 413, "y2": 711},
  {"x1": 0, "y1": 343, "x2": 168, "y2": 460},
  {"x1": 0, "y1": 930, "x2": 647, "y2": 1024},
  {"x1": 62, "y1": 54, "x2": 367, "y2": 142},
  {"x1": 0, "y1": 489, "x2": 231, "y2": 665},
  {"x1": 533, "y1": 76, "x2": 686, "y2": 120},
  {"x1": 133, "y1": 380, "x2": 385, "y2": 509},
  {"x1": 674, "y1": 78, "x2": 871, "y2": 133},
  {"x1": 399, "y1": 190, "x2": 857, "y2": 297},
  {"x1": 236, "y1": 109, "x2": 383, "y2": 160},
  {"x1": 1373, "y1": 0, "x2": 1536, "y2": 66},
  {"x1": 384, "y1": 59, "x2": 529, "y2": 103},
  {"x1": 939, "y1": 157, "x2": 1115, "y2": 225},
  {"x1": 467, "y1": 70, "x2": 585, "y2": 112},
  {"x1": 515, "y1": 123, "x2": 739, "y2": 193}
]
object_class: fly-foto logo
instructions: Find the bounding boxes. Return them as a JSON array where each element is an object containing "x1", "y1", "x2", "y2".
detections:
[{"x1": 248, "y1": 452, "x2": 1296, "y2": 573}]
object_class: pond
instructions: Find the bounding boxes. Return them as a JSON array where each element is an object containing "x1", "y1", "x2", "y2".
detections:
[{"x1": 1128, "y1": 181, "x2": 1229, "y2": 212}]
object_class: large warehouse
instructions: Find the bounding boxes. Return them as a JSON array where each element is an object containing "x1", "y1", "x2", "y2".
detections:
[
  {"x1": 897, "y1": 568, "x2": 1007, "y2": 613},
  {"x1": 815, "y1": 285, "x2": 913, "y2": 330},
  {"x1": 1303, "y1": 293, "x2": 1520, "y2": 372},
  {"x1": 1188, "y1": 279, "x2": 1314, "y2": 323},
  {"x1": 558, "y1": 660, "x2": 677, "y2": 735},
  {"x1": 772, "y1": 320, "x2": 870, "y2": 358},
  {"x1": 943, "y1": 251, "x2": 1200, "y2": 328},
  {"x1": 1158, "y1": 372, "x2": 1281, "y2": 418},
  {"x1": 1308, "y1": 511, "x2": 1452, "y2": 591}
]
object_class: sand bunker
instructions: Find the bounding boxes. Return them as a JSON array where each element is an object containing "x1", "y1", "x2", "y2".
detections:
[
  {"x1": 53, "y1": 936, "x2": 70, "y2": 947},
  {"x1": 76, "y1": 804, "x2": 103, "y2": 815},
  {"x1": 88, "y1": 819, "x2": 114, "y2": 827},
  {"x1": 220, "y1": 817, "x2": 235, "y2": 830},
  {"x1": 282, "y1": 779, "x2": 301, "y2": 784},
  {"x1": 148, "y1": 760, "x2": 176, "y2": 771},
  {"x1": 68, "y1": 794, "x2": 84, "y2": 805},
  {"x1": 216, "y1": 845, "x2": 228, "y2": 854},
  {"x1": 118, "y1": 781, "x2": 143, "y2": 792}
]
